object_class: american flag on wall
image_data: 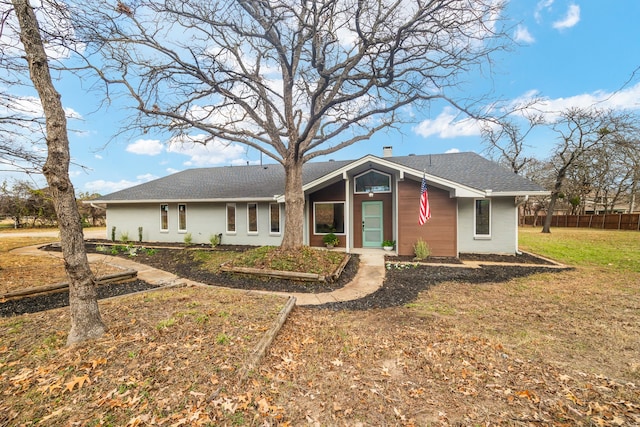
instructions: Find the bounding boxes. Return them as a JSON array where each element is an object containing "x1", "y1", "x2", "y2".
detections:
[{"x1": 418, "y1": 173, "x2": 431, "y2": 225}]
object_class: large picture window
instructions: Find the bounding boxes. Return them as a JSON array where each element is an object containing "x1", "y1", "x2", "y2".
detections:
[
  {"x1": 314, "y1": 202, "x2": 345, "y2": 234},
  {"x1": 475, "y1": 199, "x2": 491, "y2": 236},
  {"x1": 269, "y1": 203, "x2": 280, "y2": 234},
  {"x1": 226, "y1": 203, "x2": 236, "y2": 233},
  {"x1": 247, "y1": 203, "x2": 258, "y2": 234},
  {"x1": 160, "y1": 204, "x2": 169, "y2": 231},
  {"x1": 178, "y1": 204, "x2": 187, "y2": 231}
]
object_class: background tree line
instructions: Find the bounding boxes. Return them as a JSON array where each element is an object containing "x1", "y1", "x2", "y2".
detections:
[
  {"x1": 482, "y1": 106, "x2": 640, "y2": 232},
  {"x1": 0, "y1": 180, "x2": 105, "y2": 228}
]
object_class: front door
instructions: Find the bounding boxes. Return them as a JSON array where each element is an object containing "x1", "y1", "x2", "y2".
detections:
[{"x1": 362, "y1": 201, "x2": 383, "y2": 247}]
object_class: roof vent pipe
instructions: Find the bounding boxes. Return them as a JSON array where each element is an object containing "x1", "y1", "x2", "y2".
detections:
[{"x1": 383, "y1": 146, "x2": 393, "y2": 157}]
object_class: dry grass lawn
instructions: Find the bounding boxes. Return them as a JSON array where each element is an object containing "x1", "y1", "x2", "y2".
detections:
[{"x1": 0, "y1": 227, "x2": 638, "y2": 426}]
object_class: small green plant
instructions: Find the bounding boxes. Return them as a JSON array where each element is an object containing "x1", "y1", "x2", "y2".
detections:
[
  {"x1": 95, "y1": 245, "x2": 106, "y2": 252},
  {"x1": 119, "y1": 231, "x2": 130, "y2": 243},
  {"x1": 111, "y1": 226, "x2": 116, "y2": 242},
  {"x1": 209, "y1": 233, "x2": 220, "y2": 247},
  {"x1": 156, "y1": 318, "x2": 176, "y2": 330},
  {"x1": 386, "y1": 262, "x2": 417, "y2": 270},
  {"x1": 143, "y1": 247, "x2": 157, "y2": 256},
  {"x1": 195, "y1": 314, "x2": 209, "y2": 324},
  {"x1": 413, "y1": 238, "x2": 431, "y2": 260},
  {"x1": 382, "y1": 239, "x2": 395, "y2": 248},
  {"x1": 216, "y1": 333, "x2": 231, "y2": 345},
  {"x1": 138, "y1": 226, "x2": 143, "y2": 243},
  {"x1": 323, "y1": 232, "x2": 340, "y2": 247},
  {"x1": 183, "y1": 232, "x2": 193, "y2": 246}
]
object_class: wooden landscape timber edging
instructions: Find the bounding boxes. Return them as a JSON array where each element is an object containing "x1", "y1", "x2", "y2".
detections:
[
  {"x1": 1, "y1": 269, "x2": 138, "y2": 300},
  {"x1": 237, "y1": 295, "x2": 297, "y2": 384},
  {"x1": 220, "y1": 254, "x2": 351, "y2": 283}
]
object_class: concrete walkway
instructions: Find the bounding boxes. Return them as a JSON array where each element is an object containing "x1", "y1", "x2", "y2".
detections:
[
  {"x1": 249, "y1": 249, "x2": 386, "y2": 305},
  {"x1": 6, "y1": 229, "x2": 563, "y2": 306},
  {"x1": 8, "y1": 230, "x2": 387, "y2": 306}
]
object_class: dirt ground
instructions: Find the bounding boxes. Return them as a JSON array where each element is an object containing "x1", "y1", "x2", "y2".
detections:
[{"x1": 1, "y1": 241, "x2": 639, "y2": 425}]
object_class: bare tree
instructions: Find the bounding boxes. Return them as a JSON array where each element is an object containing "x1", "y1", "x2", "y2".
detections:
[
  {"x1": 481, "y1": 112, "x2": 543, "y2": 174},
  {"x1": 72, "y1": 0, "x2": 510, "y2": 249},
  {"x1": 10, "y1": 0, "x2": 106, "y2": 345},
  {"x1": 542, "y1": 107, "x2": 639, "y2": 233}
]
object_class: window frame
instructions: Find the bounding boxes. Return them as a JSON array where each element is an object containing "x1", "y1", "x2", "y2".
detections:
[
  {"x1": 226, "y1": 203, "x2": 236, "y2": 234},
  {"x1": 354, "y1": 170, "x2": 392, "y2": 194},
  {"x1": 178, "y1": 203, "x2": 187, "y2": 232},
  {"x1": 474, "y1": 198, "x2": 491, "y2": 238},
  {"x1": 247, "y1": 202, "x2": 258, "y2": 234},
  {"x1": 160, "y1": 203, "x2": 169, "y2": 232},
  {"x1": 269, "y1": 203, "x2": 281, "y2": 235},
  {"x1": 313, "y1": 201, "x2": 346, "y2": 235}
]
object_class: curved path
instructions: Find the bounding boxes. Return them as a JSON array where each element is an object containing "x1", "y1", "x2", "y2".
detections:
[
  {"x1": 6, "y1": 229, "x2": 387, "y2": 306},
  {"x1": 6, "y1": 229, "x2": 563, "y2": 306}
]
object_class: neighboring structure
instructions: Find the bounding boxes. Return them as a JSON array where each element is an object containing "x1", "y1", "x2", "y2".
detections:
[{"x1": 91, "y1": 150, "x2": 548, "y2": 256}]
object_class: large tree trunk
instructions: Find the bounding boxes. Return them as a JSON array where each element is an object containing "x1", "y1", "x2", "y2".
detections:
[
  {"x1": 280, "y1": 155, "x2": 305, "y2": 250},
  {"x1": 13, "y1": 0, "x2": 106, "y2": 345}
]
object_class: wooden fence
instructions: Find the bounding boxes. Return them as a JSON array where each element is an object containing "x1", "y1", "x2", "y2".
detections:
[{"x1": 523, "y1": 213, "x2": 640, "y2": 231}]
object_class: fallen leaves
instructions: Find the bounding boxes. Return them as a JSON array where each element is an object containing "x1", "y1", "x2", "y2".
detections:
[{"x1": 65, "y1": 374, "x2": 90, "y2": 392}]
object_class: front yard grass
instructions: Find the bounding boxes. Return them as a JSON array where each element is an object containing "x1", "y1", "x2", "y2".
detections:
[{"x1": 0, "y1": 227, "x2": 638, "y2": 425}]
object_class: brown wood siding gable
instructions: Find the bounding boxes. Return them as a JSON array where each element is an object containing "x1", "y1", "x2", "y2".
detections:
[{"x1": 397, "y1": 180, "x2": 457, "y2": 257}]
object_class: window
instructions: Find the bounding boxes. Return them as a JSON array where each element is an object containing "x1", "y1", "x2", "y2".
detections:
[
  {"x1": 178, "y1": 204, "x2": 187, "y2": 231},
  {"x1": 226, "y1": 203, "x2": 236, "y2": 233},
  {"x1": 475, "y1": 199, "x2": 491, "y2": 236},
  {"x1": 269, "y1": 203, "x2": 280, "y2": 234},
  {"x1": 247, "y1": 203, "x2": 258, "y2": 234},
  {"x1": 160, "y1": 204, "x2": 169, "y2": 231},
  {"x1": 314, "y1": 202, "x2": 345, "y2": 234},
  {"x1": 355, "y1": 170, "x2": 391, "y2": 193}
]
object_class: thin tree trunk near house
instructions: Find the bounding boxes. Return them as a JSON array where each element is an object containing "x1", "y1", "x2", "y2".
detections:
[
  {"x1": 542, "y1": 176, "x2": 565, "y2": 233},
  {"x1": 12, "y1": 0, "x2": 106, "y2": 345},
  {"x1": 280, "y1": 156, "x2": 305, "y2": 250}
]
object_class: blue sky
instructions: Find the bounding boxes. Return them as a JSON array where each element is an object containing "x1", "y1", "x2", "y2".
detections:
[{"x1": 3, "y1": 0, "x2": 640, "y2": 196}]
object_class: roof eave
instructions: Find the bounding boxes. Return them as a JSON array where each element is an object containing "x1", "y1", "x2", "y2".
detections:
[
  {"x1": 490, "y1": 191, "x2": 550, "y2": 197},
  {"x1": 89, "y1": 197, "x2": 277, "y2": 204}
]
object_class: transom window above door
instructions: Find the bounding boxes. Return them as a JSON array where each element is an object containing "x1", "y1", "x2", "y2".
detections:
[{"x1": 354, "y1": 170, "x2": 391, "y2": 193}]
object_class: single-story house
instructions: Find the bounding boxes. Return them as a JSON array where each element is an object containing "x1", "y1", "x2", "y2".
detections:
[{"x1": 90, "y1": 149, "x2": 547, "y2": 257}]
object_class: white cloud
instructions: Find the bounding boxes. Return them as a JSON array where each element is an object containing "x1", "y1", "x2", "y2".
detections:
[
  {"x1": 445, "y1": 148, "x2": 461, "y2": 154},
  {"x1": 84, "y1": 179, "x2": 140, "y2": 194},
  {"x1": 136, "y1": 173, "x2": 158, "y2": 181},
  {"x1": 514, "y1": 24, "x2": 535, "y2": 44},
  {"x1": 553, "y1": 4, "x2": 580, "y2": 30},
  {"x1": 534, "y1": 0, "x2": 555, "y2": 22},
  {"x1": 167, "y1": 135, "x2": 247, "y2": 166},
  {"x1": 84, "y1": 174, "x2": 157, "y2": 194},
  {"x1": 125, "y1": 139, "x2": 164, "y2": 156},
  {"x1": 166, "y1": 168, "x2": 180, "y2": 174},
  {"x1": 511, "y1": 82, "x2": 640, "y2": 121},
  {"x1": 94, "y1": 154, "x2": 103, "y2": 160},
  {"x1": 413, "y1": 108, "x2": 483, "y2": 139},
  {"x1": 413, "y1": 82, "x2": 640, "y2": 142}
]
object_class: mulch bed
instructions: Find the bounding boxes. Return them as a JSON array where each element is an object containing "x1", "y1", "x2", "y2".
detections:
[
  {"x1": 0, "y1": 280, "x2": 157, "y2": 317},
  {"x1": 14, "y1": 242, "x2": 568, "y2": 314}
]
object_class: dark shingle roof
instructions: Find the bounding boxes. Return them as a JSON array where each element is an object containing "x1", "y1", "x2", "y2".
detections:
[
  {"x1": 94, "y1": 152, "x2": 544, "y2": 202},
  {"x1": 390, "y1": 152, "x2": 544, "y2": 193}
]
